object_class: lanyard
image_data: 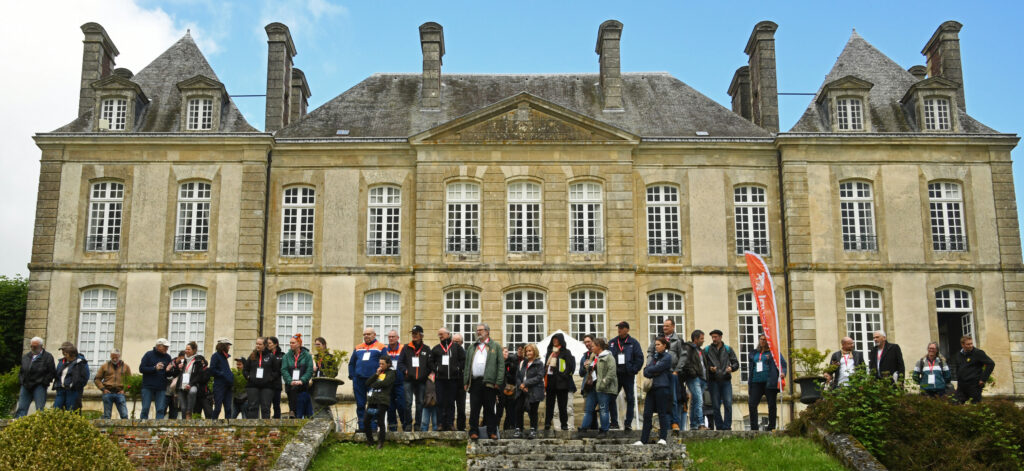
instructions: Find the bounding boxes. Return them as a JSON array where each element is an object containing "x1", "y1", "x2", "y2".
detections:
[
  {"x1": 927, "y1": 358, "x2": 936, "y2": 371},
  {"x1": 412, "y1": 343, "x2": 423, "y2": 356},
  {"x1": 389, "y1": 346, "x2": 401, "y2": 357},
  {"x1": 294, "y1": 352, "x2": 300, "y2": 369},
  {"x1": 259, "y1": 353, "x2": 263, "y2": 366},
  {"x1": 440, "y1": 340, "x2": 452, "y2": 355},
  {"x1": 477, "y1": 342, "x2": 487, "y2": 354},
  {"x1": 186, "y1": 357, "x2": 197, "y2": 373},
  {"x1": 616, "y1": 338, "x2": 624, "y2": 352},
  {"x1": 842, "y1": 354, "x2": 851, "y2": 369}
]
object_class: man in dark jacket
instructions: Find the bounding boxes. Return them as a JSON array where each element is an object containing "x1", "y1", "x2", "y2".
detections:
[
  {"x1": 681, "y1": 330, "x2": 707, "y2": 430},
  {"x1": 209, "y1": 338, "x2": 235, "y2": 419},
  {"x1": 399, "y1": 325, "x2": 432, "y2": 431},
  {"x1": 384, "y1": 329, "x2": 411, "y2": 431},
  {"x1": 703, "y1": 329, "x2": 740, "y2": 430},
  {"x1": 607, "y1": 322, "x2": 643, "y2": 431},
  {"x1": 15, "y1": 336, "x2": 56, "y2": 417},
  {"x1": 824, "y1": 337, "x2": 863, "y2": 389},
  {"x1": 431, "y1": 327, "x2": 465, "y2": 431},
  {"x1": 950, "y1": 335, "x2": 995, "y2": 403},
  {"x1": 139, "y1": 338, "x2": 174, "y2": 419},
  {"x1": 647, "y1": 318, "x2": 687, "y2": 430},
  {"x1": 868, "y1": 330, "x2": 905, "y2": 386}
]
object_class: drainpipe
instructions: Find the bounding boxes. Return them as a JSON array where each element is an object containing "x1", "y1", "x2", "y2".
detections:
[
  {"x1": 258, "y1": 149, "x2": 272, "y2": 335},
  {"x1": 774, "y1": 147, "x2": 796, "y2": 426}
]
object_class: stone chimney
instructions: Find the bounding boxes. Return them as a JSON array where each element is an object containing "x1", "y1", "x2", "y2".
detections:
[
  {"x1": 596, "y1": 20, "x2": 624, "y2": 112},
  {"x1": 419, "y1": 22, "x2": 444, "y2": 110},
  {"x1": 265, "y1": 22, "x2": 296, "y2": 132},
  {"x1": 289, "y1": 68, "x2": 311, "y2": 123},
  {"x1": 922, "y1": 21, "x2": 965, "y2": 111},
  {"x1": 728, "y1": 66, "x2": 752, "y2": 121},
  {"x1": 744, "y1": 21, "x2": 780, "y2": 133},
  {"x1": 908, "y1": 65, "x2": 927, "y2": 81},
  {"x1": 79, "y1": 23, "x2": 119, "y2": 118}
]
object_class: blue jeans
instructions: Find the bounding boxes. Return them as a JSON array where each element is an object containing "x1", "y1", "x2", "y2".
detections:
[
  {"x1": 406, "y1": 381, "x2": 426, "y2": 429},
  {"x1": 15, "y1": 384, "x2": 47, "y2": 417},
  {"x1": 607, "y1": 373, "x2": 636, "y2": 429},
  {"x1": 707, "y1": 380, "x2": 733, "y2": 430},
  {"x1": 292, "y1": 391, "x2": 313, "y2": 419},
  {"x1": 420, "y1": 406, "x2": 438, "y2": 431},
  {"x1": 352, "y1": 376, "x2": 369, "y2": 429},
  {"x1": 580, "y1": 392, "x2": 612, "y2": 432},
  {"x1": 387, "y1": 380, "x2": 410, "y2": 430},
  {"x1": 53, "y1": 389, "x2": 82, "y2": 411},
  {"x1": 102, "y1": 392, "x2": 129, "y2": 419},
  {"x1": 669, "y1": 375, "x2": 682, "y2": 426},
  {"x1": 140, "y1": 387, "x2": 167, "y2": 419},
  {"x1": 686, "y1": 377, "x2": 706, "y2": 429}
]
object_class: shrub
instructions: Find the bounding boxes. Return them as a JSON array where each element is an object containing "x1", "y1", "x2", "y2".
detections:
[
  {"x1": 314, "y1": 349, "x2": 349, "y2": 378},
  {"x1": 233, "y1": 367, "x2": 247, "y2": 395},
  {"x1": 123, "y1": 374, "x2": 143, "y2": 418},
  {"x1": 0, "y1": 366, "x2": 19, "y2": 418},
  {"x1": 0, "y1": 409, "x2": 133, "y2": 471},
  {"x1": 791, "y1": 347, "x2": 831, "y2": 378}
]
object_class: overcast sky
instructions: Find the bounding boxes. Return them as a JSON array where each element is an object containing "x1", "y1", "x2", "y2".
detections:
[{"x1": 1, "y1": 0, "x2": 1021, "y2": 277}]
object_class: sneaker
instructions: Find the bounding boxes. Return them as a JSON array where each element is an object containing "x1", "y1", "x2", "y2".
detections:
[
  {"x1": 560, "y1": 425, "x2": 569, "y2": 431},
  {"x1": 527, "y1": 429, "x2": 537, "y2": 440},
  {"x1": 609, "y1": 424, "x2": 620, "y2": 430},
  {"x1": 671, "y1": 424, "x2": 680, "y2": 431},
  {"x1": 632, "y1": 441, "x2": 644, "y2": 446},
  {"x1": 657, "y1": 439, "x2": 668, "y2": 445},
  {"x1": 512, "y1": 428, "x2": 522, "y2": 439},
  {"x1": 698, "y1": 426, "x2": 709, "y2": 431},
  {"x1": 624, "y1": 427, "x2": 632, "y2": 432},
  {"x1": 597, "y1": 431, "x2": 608, "y2": 438}
]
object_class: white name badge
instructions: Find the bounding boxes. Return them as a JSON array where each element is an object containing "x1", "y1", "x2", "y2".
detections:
[
  {"x1": 182, "y1": 373, "x2": 191, "y2": 384},
  {"x1": 617, "y1": 354, "x2": 625, "y2": 365},
  {"x1": 256, "y1": 368, "x2": 264, "y2": 379},
  {"x1": 928, "y1": 372, "x2": 936, "y2": 385},
  {"x1": 756, "y1": 362, "x2": 764, "y2": 372},
  {"x1": 292, "y1": 370, "x2": 300, "y2": 381},
  {"x1": 442, "y1": 355, "x2": 450, "y2": 366},
  {"x1": 411, "y1": 357, "x2": 420, "y2": 368},
  {"x1": 362, "y1": 351, "x2": 371, "y2": 361},
  {"x1": 591, "y1": 371, "x2": 597, "y2": 381}
]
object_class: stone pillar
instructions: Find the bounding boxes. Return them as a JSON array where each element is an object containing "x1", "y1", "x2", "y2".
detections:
[
  {"x1": 728, "y1": 66, "x2": 752, "y2": 121},
  {"x1": 922, "y1": 21, "x2": 965, "y2": 111},
  {"x1": 265, "y1": 22, "x2": 296, "y2": 132},
  {"x1": 419, "y1": 22, "x2": 444, "y2": 110},
  {"x1": 596, "y1": 20, "x2": 624, "y2": 111},
  {"x1": 289, "y1": 68, "x2": 311, "y2": 124},
  {"x1": 78, "y1": 23, "x2": 119, "y2": 118},
  {"x1": 744, "y1": 21, "x2": 779, "y2": 133}
]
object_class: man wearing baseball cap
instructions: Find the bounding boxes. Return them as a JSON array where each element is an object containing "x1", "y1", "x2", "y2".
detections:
[
  {"x1": 607, "y1": 321, "x2": 644, "y2": 431},
  {"x1": 400, "y1": 325, "x2": 433, "y2": 431},
  {"x1": 139, "y1": 338, "x2": 174, "y2": 419},
  {"x1": 209, "y1": 338, "x2": 235, "y2": 419}
]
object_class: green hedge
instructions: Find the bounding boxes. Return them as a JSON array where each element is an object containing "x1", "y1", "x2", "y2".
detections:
[
  {"x1": 0, "y1": 367, "x2": 19, "y2": 418},
  {"x1": 0, "y1": 409, "x2": 132, "y2": 471}
]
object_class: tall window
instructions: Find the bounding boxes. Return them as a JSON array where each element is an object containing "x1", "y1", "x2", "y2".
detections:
[
  {"x1": 78, "y1": 288, "x2": 117, "y2": 366},
  {"x1": 734, "y1": 186, "x2": 769, "y2": 255},
  {"x1": 364, "y1": 291, "x2": 401, "y2": 335},
  {"x1": 936, "y1": 288, "x2": 975, "y2": 342},
  {"x1": 445, "y1": 289, "x2": 481, "y2": 347},
  {"x1": 923, "y1": 98, "x2": 951, "y2": 131},
  {"x1": 507, "y1": 182, "x2": 542, "y2": 253},
  {"x1": 100, "y1": 98, "x2": 127, "y2": 130},
  {"x1": 446, "y1": 183, "x2": 479, "y2": 253},
  {"x1": 569, "y1": 182, "x2": 603, "y2": 253},
  {"x1": 646, "y1": 185, "x2": 681, "y2": 255},
  {"x1": 504, "y1": 290, "x2": 546, "y2": 351},
  {"x1": 569, "y1": 289, "x2": 606, "y2": 342},
  {"x1": 86, "y1": 181, "x2": 124, "y2": 252},
  {"x1": 367, "y1": 186, "x2": 401, "y2": 256},
  {"x1": 281, "y1": 186, "x2": 314, "y2": 257},
  {"x1": 647, "y1": 291, "x2": 685, "y2": 344},
  {"x1": 277, "y1": 291, "x2": 313, "y2": 340},
  {"x1": 928, "y1": 182, "x2": 966, "y2": 251},
  {"x1": 845, "y1": 289, "x2": 883, "y2": 364},
  {"x1": 169, "y1": 287, "x2": 206, "y2": 354},
  {"x1": 737, "y1": 292, "x2": 764, "y2": 382},
  {"x1": 836, "y1": 97, "x2": 863, "y2": 131},
  {"x1": 175, "y1": 181, "x2": 211, "y2": 252},
  {"x1": 839, "y1": 181, "x2": 877, "y2": 251},
  {"x1": 186, "y1": 98, "x2": 213, "y2": 130}
]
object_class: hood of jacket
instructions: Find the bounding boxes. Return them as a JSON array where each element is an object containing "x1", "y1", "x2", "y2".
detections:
[{"x1": 546, "y1": 333, "x2": 568, "y2": 355}]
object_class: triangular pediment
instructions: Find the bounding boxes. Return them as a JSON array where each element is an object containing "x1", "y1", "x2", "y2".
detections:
[
  {"x1": 900, "y1": 76, "x2": 959, "y2": 104},
  {"x1": 176, "y1": 74, "x2": 225, "y2": 93},
  {"x1": 411, "y1": 92, "x2": 639, "y2": 144}
]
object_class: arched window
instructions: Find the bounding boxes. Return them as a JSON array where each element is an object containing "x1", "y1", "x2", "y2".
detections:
[
  {"x1": 569, "y1": 289, "x2": 606, "y2": 342},
  {"x1": 445, "y1": 289, "x2": 481, "y2": 347},
  {"x1": 836, "y1": 97, "x2": 863, "y2": 131},
  {"x1": 839, "y1": 181, "x2": 877, "y2": 251},
  {"x1": 646, "y1": 185, "x2": 680, "y2": 255},
  {"x1": 446, "y1": 183, "x2": 480, "y2": 253},
  {"x1": 504, "y1": 289, "x2": 546, "y2": 351},
  {"x1": 364, "y1": 291, "x2": 400, "y2": 335},
  {"x1": 175, "y1": 181, "x2": 212, "y2": 252},
  {"x1": 928, "y1": 182, "x2": 966, "y2": 251},
  {"x1": 507, "y1": 182, "x2": 542, "y2": 253},
  {"x1": 647, "y1": 291, "x2": 684, "y2": 344},
  {"x1": 845, "y1": 289, "x2": 883, "y2": 363},
  {"x1": 169, "y1": 287, "x2": 207, "y2": 354},
  {"x1": 78, "y1": 287, "x2": 117, "y2": 365},
  {"x1": 281, "y1": 186, "x2": 315, "y2": 256},
  {"x1": 277, "y1": 291, "x2": 313, "y2": 340},
  {"x1": 569, "y1": 182, "x2": 603, "y2": 253},
  {"x1": 736, "y1": 291, "x2": 763, "y2": 381},
  {"x1": 734, "y1": 185, "x2": 769, "y2": 255},
  {"x1": 86, "y1": 181, "x2": 124, "y2": 252}
]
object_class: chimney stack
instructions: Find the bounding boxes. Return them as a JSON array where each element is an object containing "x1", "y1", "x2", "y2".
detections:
[
  {"x1": 79, "y1": 23, "x2": 119, "y2": 118},
  {"x1": 419, "y1": 22, "x2": 444, "y2": 110},
  {"x1": 265, "y1": 22, "x2": 296, "y2": 132},
  {"x1": 596, "y1": 20, "x2": 624, "y2": 112},
  {"x1": 908, "y1": 65, "x2": 928, "y2": 81},
  {"x1": 743, "y1": 21, "x2": 780, "y2": 133},
  {"x1": 289, "y1": 68, "x2": 311, "y2": 123},
  {"x1": 728, "y1": 66, "x2": 752, "y2": 121},
  {"x1": 922, "y1": 21, "x2": 965, "y2": 111}
]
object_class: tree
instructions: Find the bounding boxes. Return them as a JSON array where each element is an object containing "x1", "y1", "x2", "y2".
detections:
[{"x1": 0, "y1": 275, "x2": 28, "y2": 373}]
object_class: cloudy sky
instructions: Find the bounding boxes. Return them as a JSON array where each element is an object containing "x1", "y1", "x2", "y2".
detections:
[{"x1": 1, "y1": 0, "x2": 1021, "y2": 277}]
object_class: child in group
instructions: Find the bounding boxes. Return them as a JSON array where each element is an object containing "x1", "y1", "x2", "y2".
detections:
[{"x1": 420, "y1": 373, "x2": 439, "y2": 432}]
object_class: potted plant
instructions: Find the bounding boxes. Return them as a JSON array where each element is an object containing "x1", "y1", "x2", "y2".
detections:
[
  {"x1": 311, "y1": 349, "x2": 348, "y2": 406},
  {"x1": 791, "y1": 347, "x2": 831, "y2": 404}
]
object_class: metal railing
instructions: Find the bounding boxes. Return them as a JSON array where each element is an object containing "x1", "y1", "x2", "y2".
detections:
[
  {"x1": 647, "y1": 238, "x2": 681, "y2": 256},
  {"x1": 86, "y1": 235, "x2": 120, "y2": 252},
  {"x1": 446, "y1": 236, "x2": 480, "y2": 254},
  {"x1": 281, "y1": 239, "x2": 313, "y2": 257},
  {"x1": 569, "y1": 236, "x2": 604, "y2": 253},
  {"x1": 842, "y1": 234, "x2": 878, "y2": 251},
  {"x1": 736, "y1": 239, "x2": 770, "y2": 256},
  {"x1": 366, "y1": 239, "x2": 400, "y2": 256},
  {"x1": 932, "y1": 235, "x2": 968, "y2": 252},
  {"x1": 508, "y1": 235, "x2": 542, "y2": 253},
  {"x1": 174, "y1": 235, "x2": 209, "y2": 252}
]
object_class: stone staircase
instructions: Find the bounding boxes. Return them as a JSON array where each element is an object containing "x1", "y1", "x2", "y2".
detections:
[{"x1": 466, "y1": 436, "x2": 689, "y2": 471}]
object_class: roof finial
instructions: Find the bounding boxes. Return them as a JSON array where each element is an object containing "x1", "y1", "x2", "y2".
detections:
[
  {"x1": 850, "y1": 28, "x2": 861, "y2": 40},
  {"x1": 186, "y1": 28, "x2": 191, "y2": 37}
]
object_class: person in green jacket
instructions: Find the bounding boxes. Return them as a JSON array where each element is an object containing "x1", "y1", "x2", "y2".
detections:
[
  {"x1": 912, "y1": 342, "x2": 952, "y2": 397},
  {"x1": 463, "y1": 323, "x2": 505, "y2": 440},
  {"x1": 578, "y1": 338, "x2": 618, "y2": 437},
  {"x1": 365, "y1": 355, "x2": 397, "y2": 449},
  {"x1": 280, "y1": 333, "x2": 314, "y2": 418}
]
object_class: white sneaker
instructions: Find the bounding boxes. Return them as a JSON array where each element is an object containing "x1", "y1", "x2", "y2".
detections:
[
  {"x1": 632, "y1": 441, "x2": 644, "y2": 446},
  {"x1": 657, "y1": 439, "x2": 668, "y2": 445}
]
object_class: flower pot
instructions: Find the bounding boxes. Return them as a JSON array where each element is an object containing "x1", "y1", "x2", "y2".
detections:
[
  {"x1": 311, "y1": 377, "x2": 345, "y2": 406},
  {"x1": 795, "y1": 376, "x2": 825, "y2": 404}
]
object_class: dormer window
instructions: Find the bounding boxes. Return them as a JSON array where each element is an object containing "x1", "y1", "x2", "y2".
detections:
[
  {"x1": 923, "y1": 97, "x2": 951, "y2": 130},
  {"x1": 100, "y1": 98, "x2": 128, "y2": 130},
  {"x1": 187, "y1": 98, "x2": 214, "y2": 130},
  {"x1": 817, "y1": 75, "x2": 873, "y2": 132},
  {"x1": 176, "y1": 75, "x2": 226, "y2": 132},
  {"x1": 836, "y1": 97, "x2": 863, "y2": 131},
  {"x1": 900, "y1": 77, "x2": 959, "y2": 132},
  {"x1": 90, "y1": 70, "x2": 146, "y2": 132}
]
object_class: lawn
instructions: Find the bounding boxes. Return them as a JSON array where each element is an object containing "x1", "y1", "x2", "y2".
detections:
[
  {"x1": 687, "y1": 435, "x2": 844, "y2": 471},
  {"x1": 309, "y1": 440, "x2": 466, "y2": 471}
]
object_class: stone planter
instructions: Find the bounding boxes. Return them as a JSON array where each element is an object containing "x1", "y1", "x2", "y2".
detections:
[
  {"x1": 311, "y1": 377, "x2": 344, "y2": 406},
  {"x1": 795, "y1": 376, "x2": 825, "y2": 404}
]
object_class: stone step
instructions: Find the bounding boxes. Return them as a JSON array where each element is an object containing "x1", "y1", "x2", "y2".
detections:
[
  {"x1": 467, "y1": 459, "x2": 680, "y2": 470},
  {"x1": 471, "y1": 468, "x2": 681, "y2": 471},
  {"x1": 469, "y1": 443, "x2": 686, "y2": 455},
  {"x1": 470, "y1": 450, "x2": 682, "y2": 461},
  {"x1": 469, "y1": 437, "x2": 680, "y2": 447}
]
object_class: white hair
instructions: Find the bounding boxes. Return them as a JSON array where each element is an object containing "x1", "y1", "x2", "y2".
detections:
[
  {"x1": 30, "y1": 337, "x2": 43, "y2": 346},
  {"x1": 874, "y1": 330, "x2": 887, "y2": 338}
]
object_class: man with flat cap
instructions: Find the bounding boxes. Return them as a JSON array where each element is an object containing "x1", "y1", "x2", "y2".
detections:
[
  {"x1": 607, "y1": 321, "x2": 644, "y2": 431},
  {"x1": 210, "y1": 337, "x2": 235, "y2": 419},
  {"x1": 400, "y1": 325, "x2": 433, "y2": 431}
]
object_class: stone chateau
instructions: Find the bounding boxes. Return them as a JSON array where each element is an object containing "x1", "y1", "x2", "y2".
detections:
[{"x1": 25, "y1": 19, "x2": 1023, "y2": 411}]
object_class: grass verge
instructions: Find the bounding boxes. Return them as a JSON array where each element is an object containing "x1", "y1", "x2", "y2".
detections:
[
  {"x1": 309, "y1": 439, "x2": 465, "y2": 471},
  {"x1": 687, "y1": 435, "x2": 844, "y2": 471}
]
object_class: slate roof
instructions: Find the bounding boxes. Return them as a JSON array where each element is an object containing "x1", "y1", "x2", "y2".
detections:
[
  {"x1": 276, "y1": 73, "x2": 771, "y2": 139},
  {"x1": 790, "y1": 31, "x2": 995, "y2": 133},
  {"x1": 53, "y1": 34, "x2": 257, "y2": 133}
]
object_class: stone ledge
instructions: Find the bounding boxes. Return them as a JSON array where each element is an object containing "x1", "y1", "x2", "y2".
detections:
[
  {"x1": 805, "y1": 421, "x2": 886, "y2": 471},
  {"x1": 271, "y1": 418, "x2": 333, "y2": 471}
]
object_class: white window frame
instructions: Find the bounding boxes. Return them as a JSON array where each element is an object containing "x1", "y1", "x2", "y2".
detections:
[
  {"x1": 836, "y1": 97, "x2": 863, "y2": 131},
  {"x1": 845, "y1": 289, "x2": 883, "y2": 364},
  {"x1": 503, "y1": 289, "x2": 547, "y2": 352},
  {"x1": 507, "y1": 182, "x2": 542, "y2": 253},
  {"x1": 367, "y1": 186, "x2": 401, "y2": 256},
  {"x1": 100, "y1": 98, "x2": 128, "y2": 131},
  {"x1": 446, "y1": 183, "x2": 480, "y2": 253},
  {"x1": 736, "y1": 291, "x2": 764, "y2": 382},
  {"x1": 923, "y1": 97, "x2": 951, "y2": 131},
  {"x1": 734, "y1": 185, "x2": 770, "y2": 255},
  {"x1": 646, "y1": 185, "x2": 681, "y2": 255},
  {"x1": 445, "y1": 289, "x2": 481, "y2": 347},
  {"x1": 186, "y1": 98, "x2": 213, "y2": 130},
  {"x1": 647, "y1": 290, "x2": 685, "y2": 345},
  {"x1": 928, "y1": 182, "x2": 967, "y2": 251},
  {"x1": 169, "y1": 287, "x2": 207, "y2": 355},
  {"x1": 569, "y1": 289, "x2": 606, "y2": 342},
  {"x1": 277, "y1": 291, "x2": 313, "y2": 340},
  {"x1": 281, "y1": 186, "x2": 315, "y2": 257},
  {"x1": 569, "y1": 182, "x2": 604, "y2": 253},
  {"x1": 364, "y1": 291, "x2": 401, "y2": 335},
  {"x1": 175, "y1": 181, "x2": 211, "y2": 252},
  {"x1": 936, "y1": 288, "x2": 975, "y2": 345},
  {"x1": 78, "y1": 287, "x2": 117, "y2": 366},
  {"x1": 86, "y1": 181, "x2": 124, "y2": 252},
  {"x1": 839, "y1": 181, "x2": 877, "y2": 251}
]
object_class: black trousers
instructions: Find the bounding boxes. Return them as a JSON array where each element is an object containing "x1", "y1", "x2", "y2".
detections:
[
  {"x1": 456, "y1": 381, "x2": 467, "y2": 430},
  {"x1": 956, "y1": 380, "x2": 984, "y2": 404},
  {"x1": 271, "y1": 387, "x2": 282, "y2": 418},
  {"x1": 544, "y1": 384, "x2": 569, "y2": 428},
  {"x1": 468, "y1": 378, "x2": 498, "y2": 437},
  {"x1": 246, "y1": 387, "x2": 274, "y2": 419},
  {"x1": 747, "y1": 382, "x2": 778, "y2": 431},
  {"x1": 437, "y1": 378, "x2": 460, "y2": 430},
  {"x1": 514, "y1": 395, "x2": 540, "y2": 430},
  {"x1": 365, "y1": 405, "x2": 388, "y2": 444}
]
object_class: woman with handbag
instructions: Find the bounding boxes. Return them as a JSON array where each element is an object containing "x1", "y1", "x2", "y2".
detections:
[
  {"x1": 578, "y1": 338, "x2": 617, "y2": 438},
  {"x1": 543, "y1": 333, "x2": 575, "y2": 431},
  {"x1": 513, "y1": 344, "x2": 544, "y2": 439},
  {"x1": 170, "y1": 341, "x2": 210, "y2": 419},
  {"x1": 634, "y1": 337, "x2": 674, "y2": 445}
]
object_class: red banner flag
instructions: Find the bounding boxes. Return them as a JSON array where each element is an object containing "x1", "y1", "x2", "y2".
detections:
[{"x1": 744, "y1": 251, "x2": 785, "y2": 390}]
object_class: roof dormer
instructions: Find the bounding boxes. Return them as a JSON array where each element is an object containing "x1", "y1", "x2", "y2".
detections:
[
  {"x1": 176, "y1": 74, "x2": 226, "y2": 132},
  {"x1": 90, "y1": 69, "x2": 148, "y2": 132},
  {"x1": 900, "y1": 76, "x2": 959, "y2": 132},
  {"x1": 817, "y1": 75, "x2": 873, "y2": 132}
]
